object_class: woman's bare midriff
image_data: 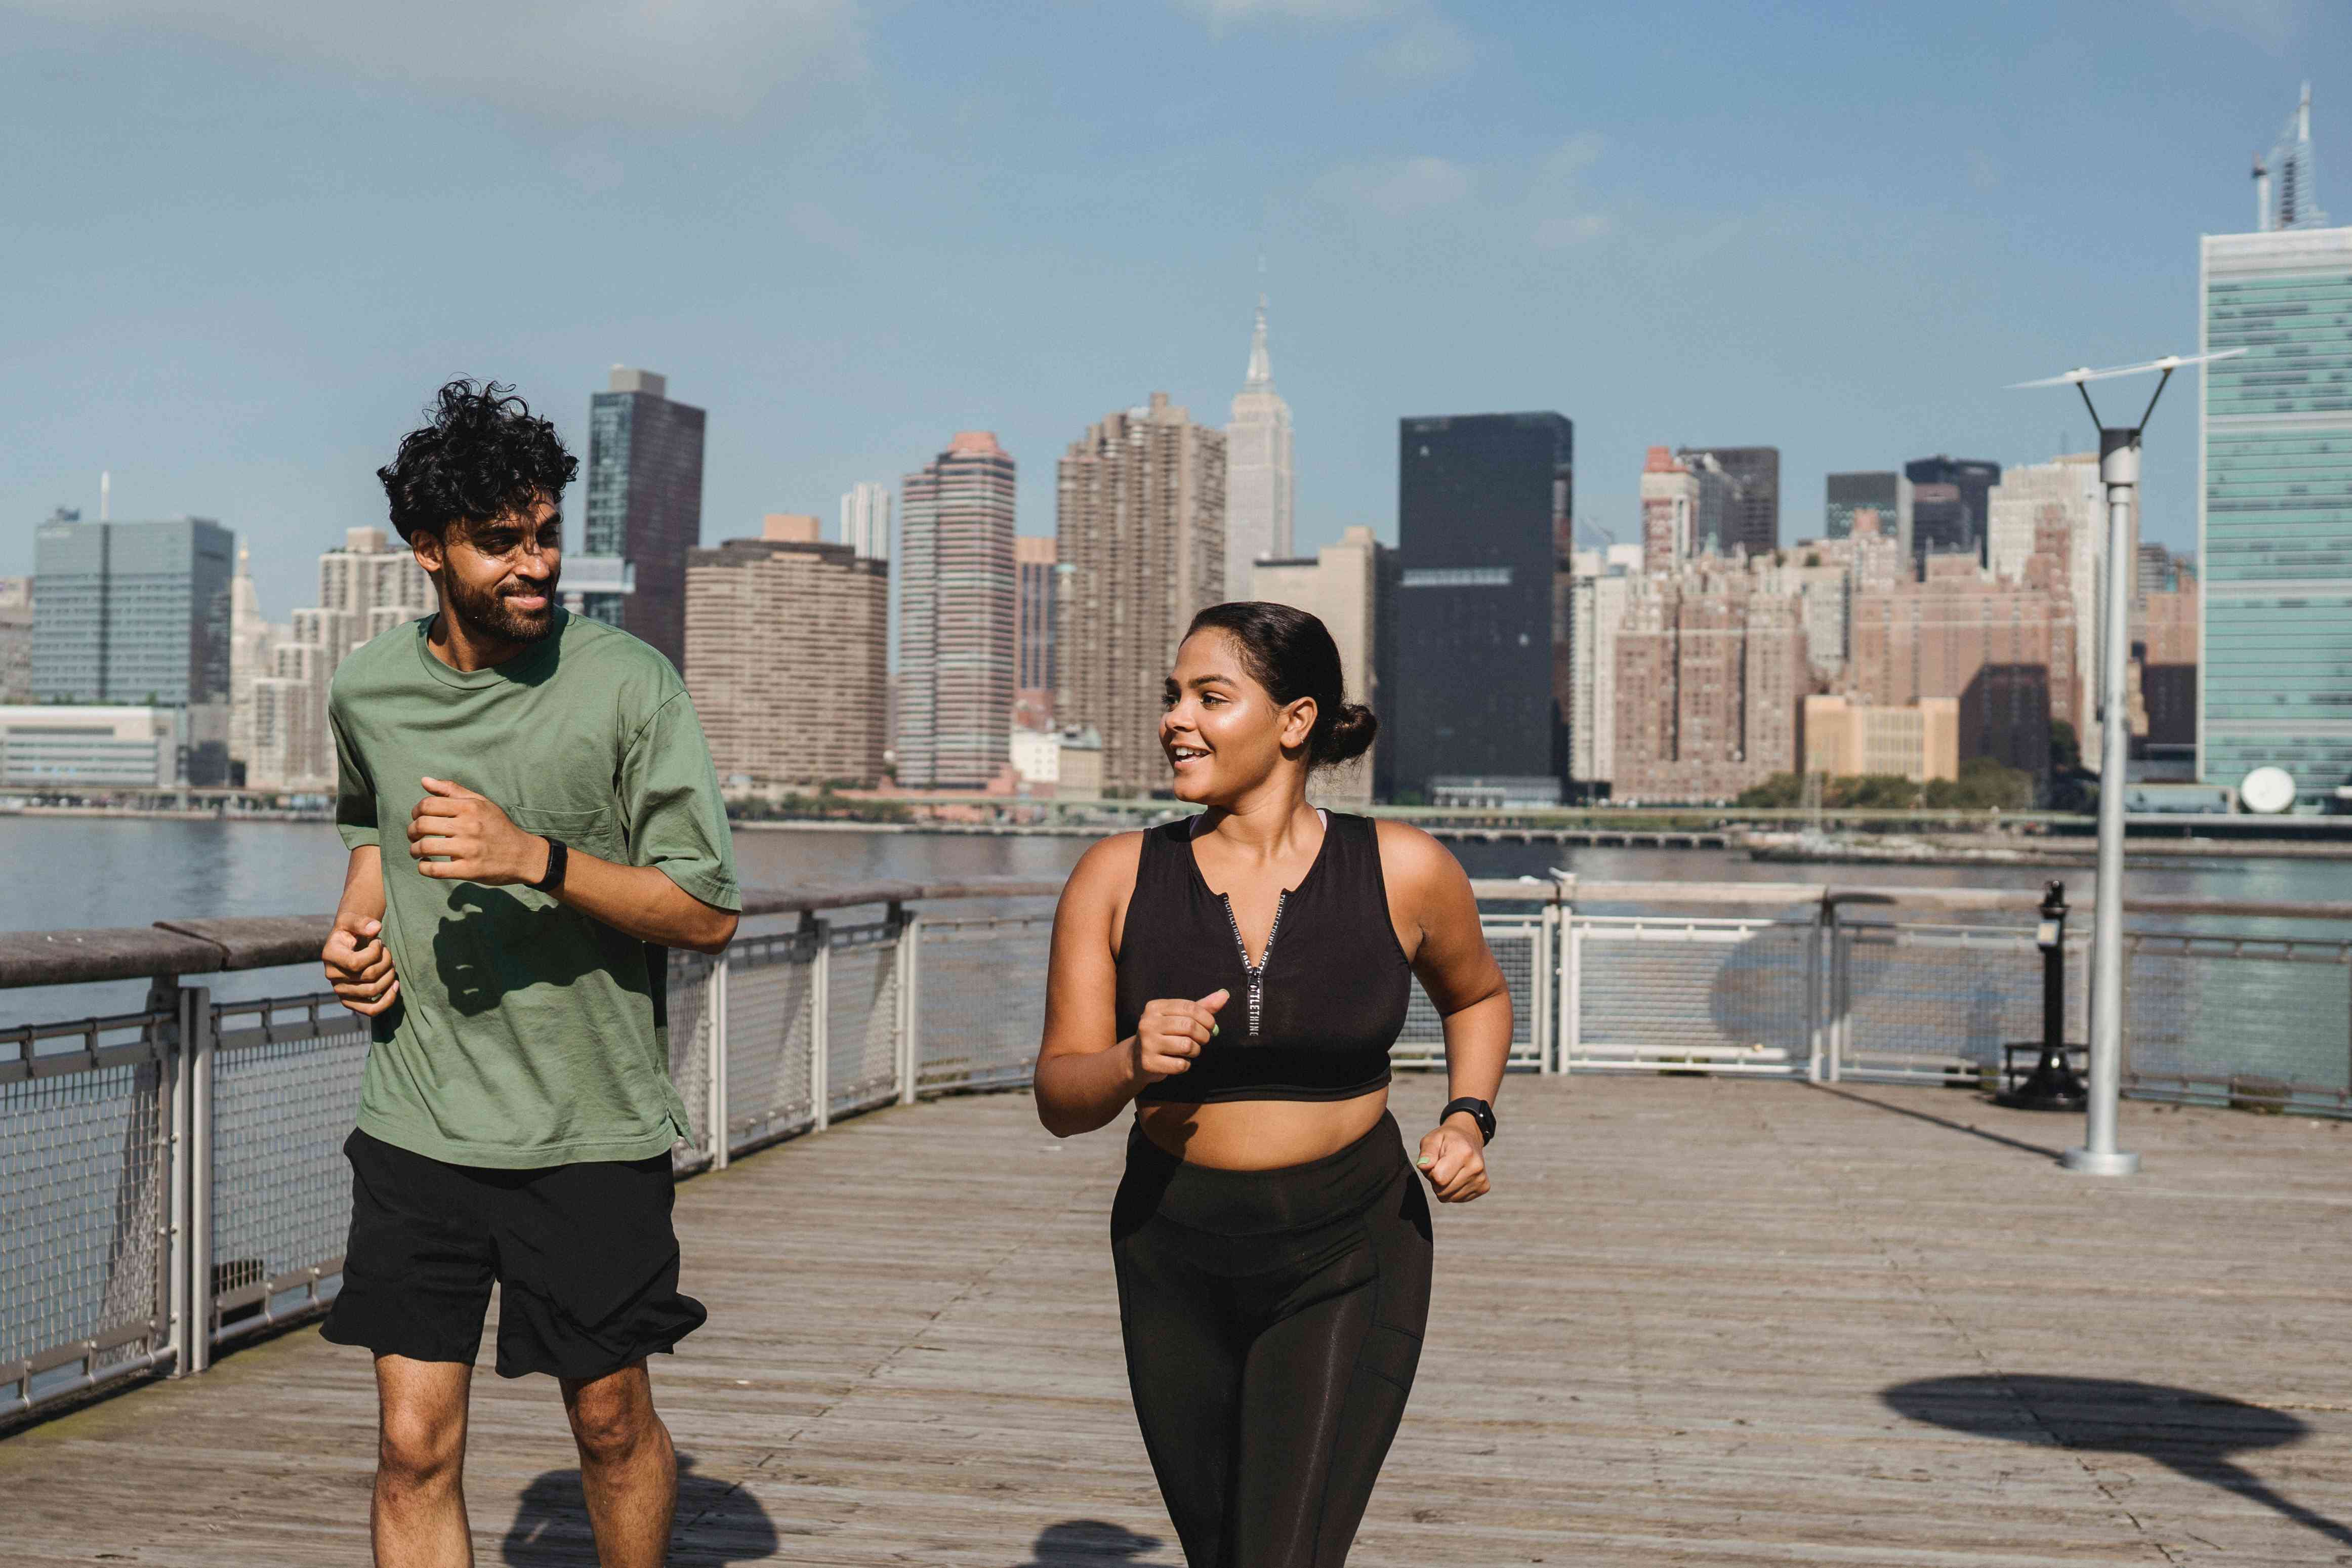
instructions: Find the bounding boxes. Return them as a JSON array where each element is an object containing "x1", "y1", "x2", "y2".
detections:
[{"x1": 1136, "y1": 1088, "x2": 1390, "y2": 1170}]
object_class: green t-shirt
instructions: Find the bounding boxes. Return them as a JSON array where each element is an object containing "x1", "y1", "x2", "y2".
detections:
[{"x1": 329, "y1": 610, "x2": 741, "y2": 1168}]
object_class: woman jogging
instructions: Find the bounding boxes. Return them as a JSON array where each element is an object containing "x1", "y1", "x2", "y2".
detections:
[{"x1": 1035, "y1": 600, "x2": 1512, "y2": 1568}]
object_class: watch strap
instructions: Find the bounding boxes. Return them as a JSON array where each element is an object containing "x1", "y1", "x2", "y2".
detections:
[
  {"x1": 1440, "y1": 1096, "x2": 1496, "y2": 1145},
  {"x1": 530, "y1": 837, "x2": 568, "y2": 892}
]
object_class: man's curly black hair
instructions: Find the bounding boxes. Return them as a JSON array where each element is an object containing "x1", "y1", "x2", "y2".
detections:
[{"x1": 377, "y1": 379, "x2": 579, "y2": 542}]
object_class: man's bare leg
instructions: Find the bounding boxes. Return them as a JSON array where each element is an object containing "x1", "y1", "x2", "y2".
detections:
[
  {"x1": 373, "y1": 1354, "x2": 475, "y2": 1567},
  {"x1": 561, "y1": 1359, "x2": 676, "y2": 1567}
]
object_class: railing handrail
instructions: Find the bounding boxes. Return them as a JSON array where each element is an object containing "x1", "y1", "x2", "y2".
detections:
[
  {"x1": 0, "y1": 877, "x2": 1068, "y2": 991},
  {"x1": 7, "y1": 873, "x2": 2349, "y2": 992}
]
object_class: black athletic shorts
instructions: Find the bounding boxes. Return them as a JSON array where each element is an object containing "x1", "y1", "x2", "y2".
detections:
[{"x1": 320, "y1": 1128, "x2": 707, "y2": 1380}]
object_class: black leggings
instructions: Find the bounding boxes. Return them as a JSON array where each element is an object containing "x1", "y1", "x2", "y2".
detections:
[{"x1": 1110, "y1": 1111, "x2": 1433, "y2": 1568}]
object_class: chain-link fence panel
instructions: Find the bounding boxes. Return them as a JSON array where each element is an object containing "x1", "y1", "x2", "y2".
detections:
[
  {"x1": 1568, "y1": 917, "x2": 1813, "y2": 1075},
  {"x1": 827, "y1": 920, "x2": 902, "y2": 1117},
  {"x1": 1394, "y1": 915, "x2": 1548, "y2": 1069},
  {"x1": 918, "y1": 914, "x2": 1051, "y2": 1092},
  {"x1": 207, "y1": 994, "x2": 366, "y2": 1342},
  {"x1": 1837, "y1": 923, "x2": 2084, "y2": 1085},
  {"x1": 666, "y1": 950, "x2": 717, "y2": 1171},
  {"x1": 723, "y1": 930, "x2": 819, "y2": 1156},
  {"x1": 1, "y1": 1007, "x2": 176, "y2": 1414},
  {"x1": 2122, "y1": 935, "x2": 2352, "y2": 1115}
]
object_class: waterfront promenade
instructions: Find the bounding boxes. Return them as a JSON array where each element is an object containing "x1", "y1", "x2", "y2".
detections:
[{"x1": 5, "y1": 1072, "x2": 2349, "y2": 1565}]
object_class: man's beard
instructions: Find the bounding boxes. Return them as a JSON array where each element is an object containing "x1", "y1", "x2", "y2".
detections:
[{"x1": 442, "y1": 568, "x2": 559, "y2": 645}]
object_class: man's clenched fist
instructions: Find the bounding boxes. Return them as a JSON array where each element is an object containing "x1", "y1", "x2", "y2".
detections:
[{"x1": 406, "y1": 776, "x2": 551, "y2": 886}]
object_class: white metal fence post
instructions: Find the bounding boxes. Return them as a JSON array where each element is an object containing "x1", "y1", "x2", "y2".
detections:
[
  {"x1": 708, "y1": 955, "x2": 730, "y2": 1171},
  {"x1": 809, "y1": 916, "x2": 832, "y2": 1133},
  {"x1": 1562, "y1": 910, "x2": 1582, "y2": 1075},
  {"x1": 896, "y1": 905, "x2": 922, "y2": 1106},
  {"x1": 1827, "y1": 905, "x2": 1847, "y2": 1084},
  {"x1": 1806, "y1": 898, "x2": 1826, "y2": 1084},
  {"x1": 186, "y1": 987, "x2": 215, "y2": 1376},
  {"x1": 1537, "y1": 900, "x2": 1558, "y2": 1075},
  {"x1": 164, "y1": 980, "x2": 193, "y2": 1377}
]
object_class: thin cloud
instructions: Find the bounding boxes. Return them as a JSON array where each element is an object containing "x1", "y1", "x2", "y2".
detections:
[
  {"x1": 1363, "y1": 13, "x2": 1474, "y2": 84},
  {"x1": 1526, "y1": 133, "x2": 1609, "y2": 249},
  {"x1": 1179, "y1": 0, "x2": 1408, "y2": 29},
  {"x1": 5, "y1": 0, "x2": 865, "y2": 124},
  {"x1": 2169, "y1": 0, "x2": 2299, "y2": 52},
  {"x1": 1313, "y1": 154, "x2": 1474, "y2": 217}
]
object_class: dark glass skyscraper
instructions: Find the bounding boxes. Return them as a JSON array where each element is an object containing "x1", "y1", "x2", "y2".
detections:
[
  {"x1": 1904, "y1": 455, "x2": 2001, "y2": 568},
  {"x1": 582, "y1": 366, "x2": 705, "y2": 668},
  {"x1": 1675, "y1": 445, "x2": 1779, "y2": 555},
  {"x1": 1390, "y1": 412, "x2": 1573, "y2": 804}
]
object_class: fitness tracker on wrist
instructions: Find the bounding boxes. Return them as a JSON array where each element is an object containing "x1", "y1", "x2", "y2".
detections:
[
  {"x1": 1440, "y1": 1096, "x2": 1496, "y2": 1145},
  {"x1": 530, "y1": 837, "x2": 568, "y2": 893}
]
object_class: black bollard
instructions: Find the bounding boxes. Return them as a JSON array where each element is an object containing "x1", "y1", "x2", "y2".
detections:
[{"x1": 1998, "y1": 880, "x2": 2087, "y2": 1111}]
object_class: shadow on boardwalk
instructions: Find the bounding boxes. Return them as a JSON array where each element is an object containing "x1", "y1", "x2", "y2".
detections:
[
  {"x1": 503, "y1": 1453, "x2": 779, "y2": 1565},
  {"x1": 1885, "y1": 1375, "x2": 2352, "y2": 1550}
]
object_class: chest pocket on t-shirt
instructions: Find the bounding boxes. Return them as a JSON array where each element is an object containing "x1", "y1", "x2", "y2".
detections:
[{"x1": 508, "y1": 805, "x2": 626, "y2": 861}]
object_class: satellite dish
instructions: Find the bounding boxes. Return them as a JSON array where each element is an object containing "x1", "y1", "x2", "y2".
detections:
[{"x1": 2240, "y1": 766, "x2": 2297, "y2": 814}]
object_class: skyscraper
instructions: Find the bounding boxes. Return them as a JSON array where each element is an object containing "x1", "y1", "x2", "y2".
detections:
[
  {"x1": 898, "y1": 432, "x2": 1018, "y2": 789},
  {"x1": 1057, "y1": 394, "x2": 1227, "y2": 795},
  {"x1": 32, "y1": 514, "x2": 234, "y2": 783},
  {"x1": 1641, "y1": 446, "x2": 1701, "y2": 570},
  {"x1": 1250, "y1": 526, "x2": 1390, "y2": 806},
  {"x1": 840, "y1": 481, "x2": 892, "y2": 560},
  {"x1": 1014, "y1": 535, "x2": 1057, "y2": 731},
  {"x1": 1224, "y1": 296, "x2": 1295, "y2": 591},
  {"x1": 580, "y1": 366, "x2": 705, "y2": 668},
  {"x1": 1904, "y1": 456, "x2": 2003, "y2": 568},
  {"x1": 1391, "y1": 412, "x2": 1572, "y2": 804},
  {"x1": 2201, "y1": 104, "x2": 2351, "y2": 806},
  {"x1": 1675, "y1": 446, "x2": 1780, "y2": 555},
  {"x1": 0, "y1": 577, "x2": 30, "y2": 705},
  {"x1": 1609, "y1": 559, "x2": 1808, "y2": 803},
  {"x1": 686, "y1": 520, "x2": 890, "y2": 790},
  {"x1": 237, "y1": 528, "x2": 438, "y2": 790},
  {"x1": 1825, "y1": 471, "x2": 1913, "y2": 558}
]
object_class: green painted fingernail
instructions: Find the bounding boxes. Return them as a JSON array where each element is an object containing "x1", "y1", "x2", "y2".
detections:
[{"x1": 1211, "y1": 1024, "x2": 1219, "y2": 1036}]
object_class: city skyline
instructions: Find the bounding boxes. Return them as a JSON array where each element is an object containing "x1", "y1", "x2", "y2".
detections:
[{"x1": 7, "y1": 11, "x2": 2341, "y2": 620}]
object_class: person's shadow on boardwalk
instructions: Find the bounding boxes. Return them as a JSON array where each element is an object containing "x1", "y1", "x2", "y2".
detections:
[
  {"x1": 1884, "y1": 1375, "x2": 2352, "y2": 1550},
  {"x1": 502, "y1": 1452, "x2": 780, "y2": 1565},
  {"x1": 1010, "y1": 1519, "x2": 1165, "y2": 1564}
]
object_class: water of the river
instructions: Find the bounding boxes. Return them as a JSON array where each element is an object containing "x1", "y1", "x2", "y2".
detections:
[{"x1": 3, "y1": 814, "x2": 2343, "y2": 1027}]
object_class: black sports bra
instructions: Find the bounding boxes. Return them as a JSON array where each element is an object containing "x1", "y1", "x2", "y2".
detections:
[{"x1": 1117, "y1": 811, "x2": 1413, "y2": 1104}]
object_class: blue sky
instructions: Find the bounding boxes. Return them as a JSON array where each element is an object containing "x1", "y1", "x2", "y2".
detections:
[{"x1": 4, "y1": 0, "x2": 2343, "y2": 619}]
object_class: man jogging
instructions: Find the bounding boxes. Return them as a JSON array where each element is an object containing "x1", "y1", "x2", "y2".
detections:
[{"x1": 318, "y1": 379, "x2": 740, "y2": 1567}]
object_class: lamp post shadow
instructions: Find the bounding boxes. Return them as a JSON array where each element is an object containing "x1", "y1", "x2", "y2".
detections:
[
  {"x1": 1010, "y1": 1519, "x2": 1167, "y2": 1565},
  {"x1": 1883, "y1": 1374, "x2": 2350, "y2": 1550}
]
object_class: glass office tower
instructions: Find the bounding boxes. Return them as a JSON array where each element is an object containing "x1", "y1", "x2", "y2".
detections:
[
  {"x1": 1390, "y1": 412, "x2": 1573, "y2": 804},
  {"x1": 581, "y1": 366, "x2": 705, "y2": 669},
  {"x1": 2199, "y1": 224, "x2": 2352, "y2": 807},
  {"x1": 31, "y1": 515, "x2": 235, "y2": 783}
]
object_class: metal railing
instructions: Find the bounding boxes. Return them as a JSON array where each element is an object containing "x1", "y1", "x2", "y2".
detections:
[{"x1": 6, "y1": 873, "x2": 2351, "y2": 1426}]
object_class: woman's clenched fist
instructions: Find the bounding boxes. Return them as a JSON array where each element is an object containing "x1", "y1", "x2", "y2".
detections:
[{"x1": 1129, "y1": 989, "x2": 1229, "y2": 1087}]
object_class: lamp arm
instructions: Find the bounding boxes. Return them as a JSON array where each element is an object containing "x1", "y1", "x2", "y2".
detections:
[{"x1": 2133, "y1": 365, "x2": 2176, "y2": 433}]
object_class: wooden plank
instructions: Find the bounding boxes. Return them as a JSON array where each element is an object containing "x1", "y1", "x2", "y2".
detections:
[{"x1": 4, "y1": 1077, "x2": 2351, "y2": 1564}]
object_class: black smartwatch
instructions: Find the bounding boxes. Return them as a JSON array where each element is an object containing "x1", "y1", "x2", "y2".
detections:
[
  {"x1": 1440, "y1": 1096, "x2": 1496, "y2": 1146},
  {"x1": 530, "y1": 837, "x2": 568, "y2": 892}
]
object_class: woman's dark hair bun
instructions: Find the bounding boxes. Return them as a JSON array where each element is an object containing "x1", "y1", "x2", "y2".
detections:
[
  {"x1": 1315, "y1": 702, "x2": 1379, "y2": 766},
  {"x1": 1184, "y1": 600, "x2": 1379, "y2": 772}
]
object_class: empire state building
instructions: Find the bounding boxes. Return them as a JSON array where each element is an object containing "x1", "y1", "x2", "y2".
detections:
[{"x1": 1223, "y1": 296, "x2": 1295, "y2": 591}]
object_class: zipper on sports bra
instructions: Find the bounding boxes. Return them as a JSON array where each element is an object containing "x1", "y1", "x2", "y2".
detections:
[{"x1": 1218, "y1": 889, "x2": 1289, "y2": 1036}]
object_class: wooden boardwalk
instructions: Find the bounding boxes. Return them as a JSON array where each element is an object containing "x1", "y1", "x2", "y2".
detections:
[{"x1": 7, "y1": 1075, "x2": 2352, "y2": 1565}]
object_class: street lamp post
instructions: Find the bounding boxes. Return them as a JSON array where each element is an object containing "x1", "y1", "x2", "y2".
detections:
[{"x1": 2011, "y1": 349, "x2": 2244, "y2": 1177}]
